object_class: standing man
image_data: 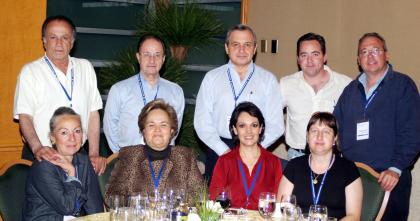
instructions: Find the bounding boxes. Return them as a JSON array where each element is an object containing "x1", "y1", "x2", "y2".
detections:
[
  {"x1": 103, "y1": 34, "x2": 184, "y2": 153},
  {"x1": 334, "y1": 32, "x2": 420, "y2": 220},
  {"x1": 194, "y1": 24, "x2": 284, "y2": 181},
  {"x1": 13, "y1": 15, "x2": 106, "y2": 174},
  {"x1": 280, "y1": 33, "x2": 351, "y2": 159}
]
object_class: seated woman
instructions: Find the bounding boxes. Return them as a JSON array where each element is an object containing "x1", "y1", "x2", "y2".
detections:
[
  {"x1": 209, "y1": 102, "x2": 282, "y2": 210},
  {"x1": 105, "y1": 99, "x2": 204, "y2": 204},
  {"x1": 22, "y1": 107, "x2": 103, "y2": 220},
  {"x1": 277, "y1": 112, "x2": 362, "y2": 220}
]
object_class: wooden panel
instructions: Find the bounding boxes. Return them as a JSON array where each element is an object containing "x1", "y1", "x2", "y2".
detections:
[{"x1": 0, "y1": 0, "x2": 46, "y2": 167}]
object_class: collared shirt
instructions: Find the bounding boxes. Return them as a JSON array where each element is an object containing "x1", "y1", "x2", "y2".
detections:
[
  {"x1": 103, "y1": 73, "x2": 184, "y2": 153},
  {"x1": 358, "y1": 65, "x2": 389, "y2": 98},
  {"x1": 194, "y1": 61, "x2": 284, "y2": 155},
  {"x1": 13, "y1": 55, "x2": 103, "y2": 146},
  {"x1": 280, "y1": 65, "x2": 351, "y2": 150}
]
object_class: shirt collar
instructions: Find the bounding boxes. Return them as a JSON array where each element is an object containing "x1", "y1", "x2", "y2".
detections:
[
  {"x1": 358, "y1": 64, "x2": 389, "y2": 97},
  {"x1": 227, "y1": 60, "x2": 254, "y2": 79}
]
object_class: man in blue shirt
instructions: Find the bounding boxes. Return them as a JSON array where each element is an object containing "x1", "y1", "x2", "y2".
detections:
[
  {"x1": 334, "y1": 32, "x2": 420, "y2": 221},
  {"x1": 194, "y1": 24, "x2": 284, "y2": 181},
  {"x1": 104, "y1": 34, "x2": 184, "y2": 152}
]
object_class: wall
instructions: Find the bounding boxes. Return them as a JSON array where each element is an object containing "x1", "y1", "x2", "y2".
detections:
[
  {"x1": 0, "y1": 0, "x2": 46, "y2": 167},
  {"x1": 246, "y1": 0, "x2": 419, "y2": 220}
]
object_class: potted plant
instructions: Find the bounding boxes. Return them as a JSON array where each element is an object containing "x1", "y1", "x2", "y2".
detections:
[{"x1": 137, "y1": 0, "x2": 224, "y2": 62}]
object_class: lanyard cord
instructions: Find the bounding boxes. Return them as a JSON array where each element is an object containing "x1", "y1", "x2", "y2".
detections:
[
  {"x1": 44, "y1": 56, "x2": 74, "y2": 107},
  {"x1": 227, "y1": 64, "x2": 255, "y2": 107},
  {"x1": 138, "y1": 74, "x2": 159, "y2": 105}
]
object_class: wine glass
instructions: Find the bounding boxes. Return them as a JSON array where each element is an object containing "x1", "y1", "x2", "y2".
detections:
[
  {"x1": 109, "y1": 195, "x2": 128, "y2": 221},
  {"x1": 280, "y1": 194, "x2": 297, "y2": 219},
  {"x1": 129, "y1": 193, "x2": 149, "y2": 221},
  {"x1": 258, "y1": 192, "x2": 276, "y2": 220},
  {"x1": 215, "y1": 187, "x2": 231, "y2": 210},
  {"x1": 309, "y1": 205, "x2": 328, "y2": 221}
]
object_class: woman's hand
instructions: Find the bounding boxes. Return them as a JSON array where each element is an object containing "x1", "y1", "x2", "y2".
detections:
[{"x1": 47, "y1": 153, "x2": 76, "y2": 177}]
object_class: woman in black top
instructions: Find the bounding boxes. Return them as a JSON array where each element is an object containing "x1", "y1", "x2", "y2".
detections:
[{"x1": 277, "y1": 112, "x2": 362, "y2": 220}]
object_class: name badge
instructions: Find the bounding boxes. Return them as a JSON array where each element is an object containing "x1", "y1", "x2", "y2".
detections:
[{"x1": 356, "y1": 121, "x2": 369, "y2": 140}]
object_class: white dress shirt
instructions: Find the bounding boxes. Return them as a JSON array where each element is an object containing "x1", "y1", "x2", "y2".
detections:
[
  {"x1": 13, "y1": 55, "x2": 103, "y2": 146},
  {"x1": 103, "y1": 73, "x2": 185, "y2": 152},
  {"x1": 194, "y1": 61, "x2": 284, "y2": 155},
  {"x1": 280, "y1": 65, "x2": 351, "y2": 150}
]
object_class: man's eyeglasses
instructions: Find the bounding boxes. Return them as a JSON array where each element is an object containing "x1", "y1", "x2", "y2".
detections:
[
  {"x1": 359, "y1": 48, "x2": 384, "y2": 57},
  {"x1": 140, "y1": 52, "x2": 163, "y2": 59}
]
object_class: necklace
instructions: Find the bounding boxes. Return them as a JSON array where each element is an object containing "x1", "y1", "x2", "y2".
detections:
[
  {"x1": 308, "y1": 154, "x2": 335, "y2": 185},
  {"x1": 312, "y1": 173, "x2": 321, "y2": 184}
]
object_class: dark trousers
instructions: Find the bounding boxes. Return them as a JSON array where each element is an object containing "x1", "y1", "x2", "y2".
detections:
[
  {"x1": 382, "y1": 168, "x2": 412, "y2": 221},
  {"x1": 204, "y1": 137, "x2": 236, "y2": 184}
]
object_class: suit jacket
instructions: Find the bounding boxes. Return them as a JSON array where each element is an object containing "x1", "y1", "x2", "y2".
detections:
[
  {"x1": 105, "y1": 145, "x2": 205, "y2": 204},
  {"x1": 22, "y1": 153, "x2": 104, "y2": 221}
]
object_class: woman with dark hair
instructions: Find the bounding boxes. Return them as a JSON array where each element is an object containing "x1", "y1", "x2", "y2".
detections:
[
  {"x1": 209, "y1": 102, "x2": 282, "y2": 210},
  {"x1": 105, "y1": 99, "x2": 204, "y2": 204},
  {"x1": 278, "y1": 112, "x2": 362, "y2": 220},
  {"x1": 23, "y1": 107, "x2": 103, "y2": 220}
]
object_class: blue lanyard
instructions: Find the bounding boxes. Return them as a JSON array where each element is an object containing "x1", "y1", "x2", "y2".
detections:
[
  {"x1": 309, "y1": 154, "x2": 334, "y2": 205},
  {"x1": 44, "y1": 56, "x2": 74, "y2": 107},
  {"x1": 227, "y1": 64, "x2": 255, "y2": 107},
  {"x1": 138, "y1": 74, "x2": 159, "y2": 106},
  {"x1": 146, "y1": 151, "x2": 168, "y2": 190},
  {"x1": 237, "y1": 159, "x2": 262, "y2": 206}
]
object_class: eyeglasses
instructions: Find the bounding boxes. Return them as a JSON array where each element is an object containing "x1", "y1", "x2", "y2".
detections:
[
  {"x1": 359, "y1": 48, "x2": 384, "y2": 57},
  {"x1": 140, "y1": 52, "x2": 163, "y2": 59},
  {"x1": 308, "y1": 129, "x2": 334, "y2": 137}
]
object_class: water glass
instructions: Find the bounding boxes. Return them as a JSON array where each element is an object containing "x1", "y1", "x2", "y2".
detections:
[
  {"x1": 309, "y1": 205, "x2": 328, "y2": 221},
  {"x1": 109, "y1": 195, "x2": 129, "y2": 221},
  {"x1": 258, "y1": 192, "x2": 276, "y2": 220},
  {"x1": 129, "y1": 193, "x2": 149, "y2": 221},
  {"x1": 280, "y1": 194, "x2": 298, "y2": 219}
]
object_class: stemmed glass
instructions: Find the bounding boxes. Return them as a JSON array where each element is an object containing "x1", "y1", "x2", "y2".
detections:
[
  {"x1": 258, "y1": 192, "x2": 276, "y2": 220},
  {"x1": 215, "y1": 187, "x2": 231, "y2": 210},
  {"x1": 129, "y1": 193, "x2": 149, "y2": 221},
  {"x1": 109, "y1": 195, "x2": 128, "y2": 221},
  {"x1": 309, "y1": 205, "x2": 328, "y2": 221},
  {"x1": 280, "y1": 194, "x2": 298, "y2": 219}
]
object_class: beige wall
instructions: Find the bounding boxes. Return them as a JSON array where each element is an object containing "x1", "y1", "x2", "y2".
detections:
[
  {"x1": 246, "y1": 0, "x2": 419, "y2": 220},
  {"x1": 0, "y1": 0, "x2": 46, "y2": 167}
]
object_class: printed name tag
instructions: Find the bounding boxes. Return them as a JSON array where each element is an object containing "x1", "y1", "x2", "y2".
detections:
[{"x1": 356, "y1": 121, "x2": 369, "y2": 140}]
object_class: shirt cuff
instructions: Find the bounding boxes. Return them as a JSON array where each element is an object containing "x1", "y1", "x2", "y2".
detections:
[
  {"x1": 388, "y1": 167, "x2": 402, "y2": 176},
  {"x1": 65, "y1": 176, "x2": 82, "y2": 184}
]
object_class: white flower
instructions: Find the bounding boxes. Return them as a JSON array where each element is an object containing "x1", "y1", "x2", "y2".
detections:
[
  {"x1": 205, "y1": 200, "x2": 223, "y2": 213},
  {"x1": 187, "y1": 213, "x2": 202, "y2": 221}
]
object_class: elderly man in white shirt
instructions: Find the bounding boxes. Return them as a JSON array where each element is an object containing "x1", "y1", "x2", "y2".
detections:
[
  {"x1": 13, "y1": 15, "x2": 106, "y2": 174},
  {"x1": 194, "y1": 24, "x2": 284, "y2": 181},
  {"x1": 280, "y1": 32, "x2": 351, "y2": 159}
]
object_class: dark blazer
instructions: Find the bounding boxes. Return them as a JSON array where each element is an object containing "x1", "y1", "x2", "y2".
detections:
[
  {"x1": 22, "y1": 153, "x2": 104, "y2": 221},
  {"x1": 105, "y1": 145, "x2": 205, "y2": 204}
]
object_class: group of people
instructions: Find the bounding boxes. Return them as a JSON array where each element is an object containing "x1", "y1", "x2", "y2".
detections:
[{"x1": 13, "y1": 15, "x2": 419, "y2": 221}]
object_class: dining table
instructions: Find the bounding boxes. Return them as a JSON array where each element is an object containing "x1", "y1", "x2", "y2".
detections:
[{"x1": 69, "y1": 210, "x2": 268, "y2": 221}]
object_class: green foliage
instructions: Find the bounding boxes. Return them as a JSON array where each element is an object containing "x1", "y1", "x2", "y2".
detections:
[{"x1": 137, "y1": 0, "x2": 224, "y2": 49}]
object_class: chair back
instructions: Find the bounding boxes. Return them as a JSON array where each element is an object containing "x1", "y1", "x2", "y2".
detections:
[
  {"x1": 97, "y1": 153, "x2": 118, "y2": 199},
  {"x1": 356, "y1": 162, "x2": 390, "y2": 221},
  {"x1": 0, "y1": 159, "x2": 32, "y2": 221}
]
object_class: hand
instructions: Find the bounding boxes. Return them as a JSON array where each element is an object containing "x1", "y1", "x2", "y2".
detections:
[
  {"x1": 47, "y1": 153, "x2": 75, "y2": 176},
  {"x1": 34, "y1": 146, "x2": 57, "y2": 162},
  {"x1": 378, "y1": 169, "x2": 399, "y2": 191},
  {"x1": 89, "y1": 155, "x2": 107, "y2": 175}
]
